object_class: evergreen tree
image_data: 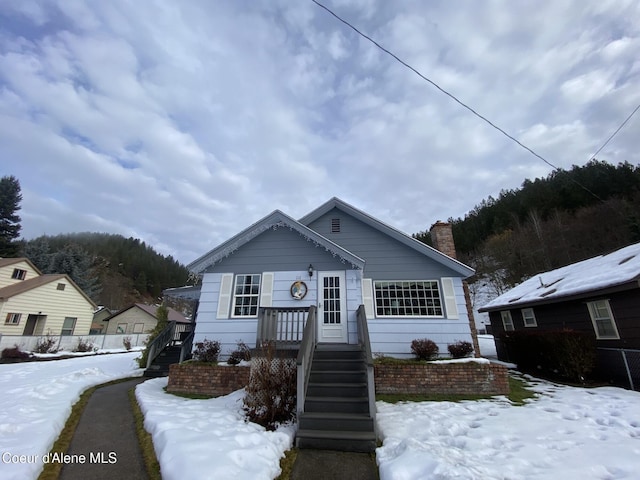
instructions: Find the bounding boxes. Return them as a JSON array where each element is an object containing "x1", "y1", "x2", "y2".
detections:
[{"x1": 0, "y1": 175, "x2": 22, "y2": 257}]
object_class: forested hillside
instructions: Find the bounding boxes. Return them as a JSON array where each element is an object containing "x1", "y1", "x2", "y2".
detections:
[
  {"x1": 415, "y1": 160, "x2": 640, "y2": 295},
  {"x1": 21, "y1": 233, "x2": 190, "y2": 310}
]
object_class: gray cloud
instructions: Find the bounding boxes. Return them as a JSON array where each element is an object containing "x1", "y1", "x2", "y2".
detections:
[{"x1": 1, "y1": 0, "x2": 638, "y2": 265}]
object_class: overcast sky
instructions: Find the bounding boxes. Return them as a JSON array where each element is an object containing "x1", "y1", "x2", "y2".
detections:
[{"x1": 1, "y1": 0, "x2": 638, "y2": 265}]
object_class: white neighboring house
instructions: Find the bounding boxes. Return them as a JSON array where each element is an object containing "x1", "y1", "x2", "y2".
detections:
[
  {"x1": 186, "y1": 197, "x2": 477, "y2": 358},
  {"x1": 0, "y1": 258, "x2": 97, "y2": 337}
]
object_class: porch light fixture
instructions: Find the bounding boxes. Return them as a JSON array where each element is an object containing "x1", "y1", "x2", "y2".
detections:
[{"x1": 308, "y1": 264, "x2": 314, "y2": 278}]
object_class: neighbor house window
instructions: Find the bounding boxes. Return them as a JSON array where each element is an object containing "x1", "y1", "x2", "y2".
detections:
[
  {"x1": 501, "y1": 311, "x2": 515, "y2": 331},
  {"x1": 587, "y1": 300, "x2": 620, "y2": 340},
  {"x1": 232, "y1": 274, "x2": 261, "y2": 317},
  {"x1": 133, "y1": 323, "x2": 144, "y2": 333},
  {"x1": 116, "y1": 323, "x2": 127, "y2": 333},
  {"x1": 11, "y1": 268, "x2": 26, "y2": 280},
  {"x1": 374, "y1": 281, "x2": 443, "y2": 317},
  {"x1": 521, "y1": 308, "x2": 537, "y2": 327},
  {"x1": 5, "y1": 313, "x2": 22, "y2": 325},
  {"x1": 61, "y1": 317, "x2": 76, "y2": 336}
]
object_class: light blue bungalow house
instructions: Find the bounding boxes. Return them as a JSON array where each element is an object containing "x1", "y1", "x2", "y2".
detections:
[
  {"x1": 162, "y1": 197, "x2": 477, "y2": 451},
  {"x1": 186, "y1": 197, "x2": 476, "y2": 358}
]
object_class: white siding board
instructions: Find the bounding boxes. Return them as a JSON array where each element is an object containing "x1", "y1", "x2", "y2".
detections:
[{"x1": 0, "y1": 279, "x2": 94, "y2": 336}]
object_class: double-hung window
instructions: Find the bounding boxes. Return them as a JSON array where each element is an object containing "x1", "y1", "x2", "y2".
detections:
[
  {"x1": 374, "y1": 281, "x2": 442, "y2": 317},
  {"x1": 587, "y1": 300, "x2": 620, "y2": 339},
  {"x1": 500, "y1": 311, "x2": 515, "y2": 331},
  {"x1": 232, "y1": 274, "x2": 261, "y2": 317},
  {"x1": 521, "y1": 308, "x2": 537, "y2": 327},
  {"x1": 61, "y1": 317, "x2": 76, "y2": 336}
]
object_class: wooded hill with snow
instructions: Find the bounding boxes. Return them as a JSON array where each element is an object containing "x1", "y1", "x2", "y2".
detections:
[{"x1": 415, "y1": 160, "x2": 640, "y2": 294}]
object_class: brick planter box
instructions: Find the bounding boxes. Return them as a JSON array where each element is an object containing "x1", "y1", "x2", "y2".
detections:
[
  {"x1": 167, "y1": 363, "x2": 250, "y2": 397},
  {"x1": 374, "y1": 360, "x2": 509, "y2": 396}
]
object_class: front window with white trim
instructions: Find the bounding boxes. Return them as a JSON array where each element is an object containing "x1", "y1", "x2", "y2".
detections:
[
  {"x1": 5, "y1": 313, "x2": 21, "y2": 325},
  {"x1": 521, "y1": 308, "x2": 537, "y2": 327},
  {"x1": 374, "y1": 281, "x2": 443, "y2": 317},
  {"x1": 501, "y1": 311, "x2": 515, "y2": 331},
  {"x1": 232, "y1": 274, "x2": 261, "y2": 317},
  {"x1": 587, "y1": 300, "x2": 620, "y2": 340}
]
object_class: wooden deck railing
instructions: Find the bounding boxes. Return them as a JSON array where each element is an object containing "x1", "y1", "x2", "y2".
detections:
[
  {"x1": 146, "y1": 321, "x2": 176, "y2": 369},
  {"x1": 357, "y1": 305, "x2": 376, "y2": 420},
  {"x1": 256, "y1": 306, "x2": 310, "y2": 347},
  {"x1": 296, "y1": 305, "x2": 317, "y2": 415}
]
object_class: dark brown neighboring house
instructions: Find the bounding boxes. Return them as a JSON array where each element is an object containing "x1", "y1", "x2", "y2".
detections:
[{"x1": 479, "y1": 242, "x2": 640, "y2": 388}]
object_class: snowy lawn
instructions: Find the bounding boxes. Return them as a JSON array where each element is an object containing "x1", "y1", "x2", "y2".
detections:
[
  {"x1": 0, "y1": 351, "x2": 142, "y2": 480},
  {"x1": 376, "y1": 375, "x2": 640, "y2": 479},
  {"x1": 137, "y1": 374, "x2": 640, "y2": 480},
  {"x1": 136, "y1": 378, "x2": 295, "y2": 480}
]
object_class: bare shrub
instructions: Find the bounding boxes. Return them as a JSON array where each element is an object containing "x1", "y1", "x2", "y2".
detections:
[
  {"x1": 411, "y1": 338, "x2": 439, "y2": 360},
  {"x1": 34, "y1": 334, "x2": 58, "y2": 354},
  {"x1": 448, "y1": 340, "x2": 474, "y2": 359},
  {"x1": 192, "y1": 339, "x2": 221, "y2": 363},
  {"x1": 1, "y1": 345, "x2": 31, "y2": 360},
  {"x1": 244, "y1": 342, "x2": 296, "y2": 430},
  {"x1": 74, "y1": 338, "x2": 95, "y2": 353},
  {"x1": 122, "y1": 336, "x2": 132, "y2": 351},
  {"x1": 227, "y1": 340, "x2": 251, "y2": 365}
]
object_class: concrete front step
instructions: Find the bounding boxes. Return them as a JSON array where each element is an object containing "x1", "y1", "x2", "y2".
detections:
[
  {"x1": 298, "y1": 412, "x2": 374, "y2": 432},
  {"x1": 304, "y1": 396, "x2": 370, "y2": 414},
  {"x1": 295, "y1": 429, "x2": 377, "y2": 453}
]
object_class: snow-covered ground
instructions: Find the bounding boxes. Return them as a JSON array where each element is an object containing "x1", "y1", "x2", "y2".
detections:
[
  {"x1": 136, "y1": 378, "x2": 294, "y2": 480},
  {"x1": 2, "y1": 352, "x2": 640, "y2": 480},
  {"x1": 377, "y1": 375, "x2": 640, "y2": 479},
  {"x1": 0, "y1": 351, "x2": 142, "y2": 480}
]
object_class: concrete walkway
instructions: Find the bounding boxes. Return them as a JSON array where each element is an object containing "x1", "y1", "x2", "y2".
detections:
[
  {"x1": 59, "y1": 377, "x2": 148, "y2": 480},
  {"x1": 290, "y1": 450, "x2": 379, "y2": 480}
]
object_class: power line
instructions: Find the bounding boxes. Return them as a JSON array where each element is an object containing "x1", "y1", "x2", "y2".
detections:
[
  {"x1": 587, "y1": 103, "x2": 640, "y2": 162},
  {"x1": 311, "y1": 0, "x2": 559, "y2": 171},
  {"x1": 312, "y1": 0, "x2": 639, "y2": 198}
]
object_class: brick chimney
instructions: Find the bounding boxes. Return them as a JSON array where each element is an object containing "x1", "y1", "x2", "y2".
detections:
[{"x1": 429, "y1": 221, "x2": 457, "y2": 259}]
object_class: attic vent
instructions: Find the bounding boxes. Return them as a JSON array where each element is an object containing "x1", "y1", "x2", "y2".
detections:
[
  {"x1": 508, "y1": 297, "x2": 522, "y2": 303},
  {"x1": 331, "y1": 218, "x2": 341, "y2": 233},
  {"x1": 540, "y1": 288, "x2": 557, "y2": 297},
  {"x1": 619, "y1": 255, "x2": 635, "y2": 265}
]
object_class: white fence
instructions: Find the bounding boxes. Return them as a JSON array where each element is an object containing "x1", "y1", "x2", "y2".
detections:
[{"x1": 0, "y1": 333, "x2": 150, "y2": 353}]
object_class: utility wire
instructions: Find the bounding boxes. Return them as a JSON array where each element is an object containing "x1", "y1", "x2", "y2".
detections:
[
  {"x1": 311, "y1": 0, "x2": 558, "y2": 171},
  {"x1": 587, "y1": 103, "x2": 640, "y2": 162},
  {"x1": 312, "y1": 0, "x2": 639, "y2": 201}
]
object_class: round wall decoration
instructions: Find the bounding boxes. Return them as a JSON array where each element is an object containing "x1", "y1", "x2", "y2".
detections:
[{"x1": 290, "y1": 281, "x2": 308, "y2": 300}]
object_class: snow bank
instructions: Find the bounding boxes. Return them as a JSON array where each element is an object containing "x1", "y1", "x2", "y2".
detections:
[
  {"x1": 136, "y1": 378, "x2": 294, "y2": 480},
  {"x1": 0, "y1": 352, "x2": 142, "y2": 480}
]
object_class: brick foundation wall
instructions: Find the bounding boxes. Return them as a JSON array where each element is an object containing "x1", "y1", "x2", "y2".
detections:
[
  {"x1": 167, "y1": 360, "x2": 509, "y2": 398},
  {"x1": 374, "y1": 361, "x2": 509, "y2": 396},
  {"x1": 167, "y1": 363, "x2": 250, "y2": 397}
]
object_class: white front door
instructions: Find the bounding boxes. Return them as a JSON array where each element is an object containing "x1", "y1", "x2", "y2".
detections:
[{"x1": 317, "y1": 271, "x2": 348, "y2": 343}]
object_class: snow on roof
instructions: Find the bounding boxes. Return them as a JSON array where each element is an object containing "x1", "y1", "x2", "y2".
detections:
[{"x1": 480, "y1": 242, "x2": 640, "y2": 311}]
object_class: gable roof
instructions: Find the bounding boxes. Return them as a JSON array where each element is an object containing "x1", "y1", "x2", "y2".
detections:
[
  {"x1": 479, "y1": 242, "x2": 640, "y2": 312},
  {"x1": 299, "y1": 197, "x2": 475, "y2": 277},
  {"x1": 0, "y1": 274, "x2": 98, "y2": 308},
  {"x1": 106, "y1": 303, "x2": 189, "y2": 323},
  {"x1": 0, "y1": 257, "x2": 42, "y2": 275},
  {"x1": 187, "y1": 209, "x2": 365, "y2": 274}
]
